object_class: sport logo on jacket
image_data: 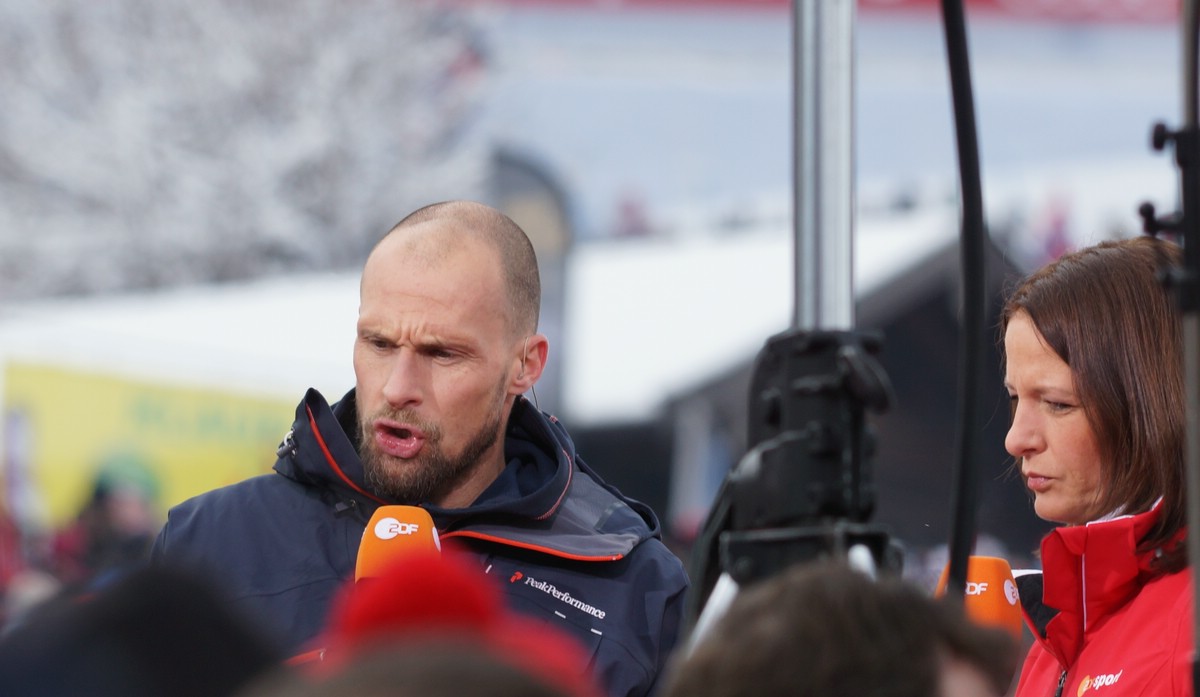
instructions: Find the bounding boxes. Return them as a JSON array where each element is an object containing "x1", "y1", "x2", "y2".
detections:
[
  {"x1": 511, "y1": 570, "x2": 607, "y2": 620},
  {"x1": 1077, "y1": 670, "x2": 1122, "y2": 696}
]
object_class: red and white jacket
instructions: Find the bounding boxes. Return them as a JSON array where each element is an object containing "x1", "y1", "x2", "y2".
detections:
[{"x1": 1015, "y1": 504, "x2": 1193, "y2": 697}]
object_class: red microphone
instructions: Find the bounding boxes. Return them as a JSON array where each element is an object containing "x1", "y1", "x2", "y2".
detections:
[
  {"x1": 935, "y1": 555, "x2": 1024, "y2": 642},
  {"x1": 355, "y1": 505, "x2": 442, "y2": 582}
]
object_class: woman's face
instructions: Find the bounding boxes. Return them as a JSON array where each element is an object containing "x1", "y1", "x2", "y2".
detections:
[{"x1": 1003, "y1": 312, "x2": 1104, "y2": 525}]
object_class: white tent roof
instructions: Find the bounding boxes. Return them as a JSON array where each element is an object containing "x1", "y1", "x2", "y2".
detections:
[
  {"x1": 563, "y1": 204, "x2": 958, "y2": 422},
  {"x1": 0, "y1": 272, "x2": 360, "y2": 406}
]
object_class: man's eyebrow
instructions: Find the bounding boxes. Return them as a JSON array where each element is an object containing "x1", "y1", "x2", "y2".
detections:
[{"x1": 414, "y1": 334, "x2": 476, "y2": 352}]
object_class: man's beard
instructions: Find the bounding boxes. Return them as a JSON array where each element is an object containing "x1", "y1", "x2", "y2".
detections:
[{"x1": 359, "y1": 402, "x2": 506, "y2": 506}]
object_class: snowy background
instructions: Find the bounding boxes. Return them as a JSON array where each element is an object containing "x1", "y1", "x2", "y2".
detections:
[
  {"x1": 0, "y1": 0, "x2": 1189, "y2": 566},
  {"x1": 0, "y1": 0, "x2": 489, "y2": 300}
]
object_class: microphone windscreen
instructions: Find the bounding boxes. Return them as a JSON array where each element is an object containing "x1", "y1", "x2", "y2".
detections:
[
  {"x1": 355, "y1": 505, "x2": 441, "y2": 582},
  {"x1": 935, "y1": 555, "x2": 1023, "y2": 642}
]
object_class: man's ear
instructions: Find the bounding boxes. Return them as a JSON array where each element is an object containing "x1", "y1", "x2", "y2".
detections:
[{"x1": 511, "y1": 333, "x2": 548, "y2": 394}]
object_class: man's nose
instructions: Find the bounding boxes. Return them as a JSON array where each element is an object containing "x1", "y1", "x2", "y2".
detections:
[{"x1": 382, "y1": 350, "x2": 424, "y2": 409}]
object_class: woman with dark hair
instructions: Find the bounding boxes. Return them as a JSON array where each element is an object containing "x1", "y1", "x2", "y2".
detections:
[{"x1": 1001, "y1": 236, "x2": 1192, "y2": 696}]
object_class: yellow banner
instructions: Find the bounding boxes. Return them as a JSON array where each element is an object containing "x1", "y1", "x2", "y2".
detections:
[{"x1": 2, "y1": 361, "x2": 296, "y2": 527}]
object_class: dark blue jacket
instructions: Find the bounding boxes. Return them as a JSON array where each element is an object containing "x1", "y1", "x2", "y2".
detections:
[{"x1": 151, "y1": 389, "x2": 688, "y2": 697}]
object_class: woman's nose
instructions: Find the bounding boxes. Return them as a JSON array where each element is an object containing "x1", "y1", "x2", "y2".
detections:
[{"x1": 1004, "y1": 402, "x2": 1042, "y2": 459}]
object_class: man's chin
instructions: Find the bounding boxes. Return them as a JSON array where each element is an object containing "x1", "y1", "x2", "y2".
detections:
[{"x1": 363, "y1": 455, "x2": 428, "y2": 498}]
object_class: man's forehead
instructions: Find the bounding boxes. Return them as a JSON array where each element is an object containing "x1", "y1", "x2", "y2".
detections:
[
  {"x1": 372, "y1": 221, "x2": 495, "y2": 268},
  {"x1": 361, "y1": 237, "x2": 508, "y2": 325}
]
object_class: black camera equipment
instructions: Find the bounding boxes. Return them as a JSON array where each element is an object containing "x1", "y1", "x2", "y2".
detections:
[
  {"x1": 1138, "y1": 3, "x2": 1200, "y2": 689},
  {"x1": 684, "y1": 0, "x2": 993, "y2": 634}
]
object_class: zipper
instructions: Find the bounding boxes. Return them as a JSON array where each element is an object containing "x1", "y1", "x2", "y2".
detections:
[
  {"x1": 1053, "y1": 669, "x2": 1067, "y2": 697},
  {"x1": 276, "y1": 429, "x2": 297, "y2": 458},
  {"x1": 333, "y1": 498, "x2": 360, "y2": 518}
]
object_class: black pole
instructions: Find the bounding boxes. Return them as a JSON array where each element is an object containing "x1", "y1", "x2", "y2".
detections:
[
  {"x1": 1136, "y1": 3, "x2": 1199, "y2": 691},
  {"x1": 1128, "y1": 2, "x2": 1195, "y2": 691},
  {"x1": 1177, "y1": 2, "x2": 1200, "y2": 692},
  {"x1": 938, "y1": 0, "x2": 988, "y2": 603}
]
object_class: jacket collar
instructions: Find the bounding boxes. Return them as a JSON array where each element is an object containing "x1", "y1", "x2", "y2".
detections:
[
  {"x1": 426, "y1": 395, "x2": 574, "y2": 524},
  {"x1": 272, "y1": 388, "x2": 659, "y2": 559},
  {"x1": 275, "y1": 389, "x2": 571, "y2": 513},
  {"x1": 273, "y1": 388, "x2": 381, "y2": 506},
  {"x1": 1037, "y1": 503, "x2": 1168, "y2": 665}
]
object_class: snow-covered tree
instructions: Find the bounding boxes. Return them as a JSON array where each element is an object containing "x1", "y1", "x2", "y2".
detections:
[{"x1": 0, "y1": 0, "x2": 489, "y2": 299}]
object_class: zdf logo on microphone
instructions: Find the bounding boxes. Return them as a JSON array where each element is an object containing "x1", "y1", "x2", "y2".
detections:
[
  {"x1": 962, "y1": 578, "x2": 1020, "y2": 605},
  {"x1": 373, "y1": 517, "x2": 421, "y2": 540},
  {"x1": 1004, "y1": 578, "x2": 1019, "y2": 605}
]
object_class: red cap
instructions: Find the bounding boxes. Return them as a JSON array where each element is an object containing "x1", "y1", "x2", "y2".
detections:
[{"x1": 312, "y1": 546, "x2": 603, "y2": 697}]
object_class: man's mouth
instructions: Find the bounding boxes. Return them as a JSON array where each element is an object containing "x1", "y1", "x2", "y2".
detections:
[{"x1": 374, "y1": 422, "x2": 426, "y2": 459}]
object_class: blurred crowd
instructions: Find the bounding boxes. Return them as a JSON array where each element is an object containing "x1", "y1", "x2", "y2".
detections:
[
  {"x1": 0, "y1": 453, "x2": 162, "y2": 633},
  {"x1": 0, "y1": 545, "x2": 1019, "y2": 697}
]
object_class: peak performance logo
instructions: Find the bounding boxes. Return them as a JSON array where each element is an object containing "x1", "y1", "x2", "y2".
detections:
[{"x1": 512, "y1": 571, "x2": 607, "y2": 620}]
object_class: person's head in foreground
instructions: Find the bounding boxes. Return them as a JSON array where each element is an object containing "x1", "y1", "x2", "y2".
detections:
[
  {"x1": 241, "y1": 547, "x2": 603, "y2": 697},
  {"x1": 661, "y1": 561, "x2": 1019, "y2": 697}
]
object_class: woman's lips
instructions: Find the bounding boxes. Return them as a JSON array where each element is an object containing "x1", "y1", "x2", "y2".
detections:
[
  {"x1": 1025, "y1": 472, "x2": 1052, "y2": 492},
  {"x1": 374, "y1": 422, "x2": 426, "y2": 459}
]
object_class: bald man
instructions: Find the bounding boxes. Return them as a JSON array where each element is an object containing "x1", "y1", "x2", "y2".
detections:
[{"x1": 152, "y1": 202, "x2": 689, "y2": 697}]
